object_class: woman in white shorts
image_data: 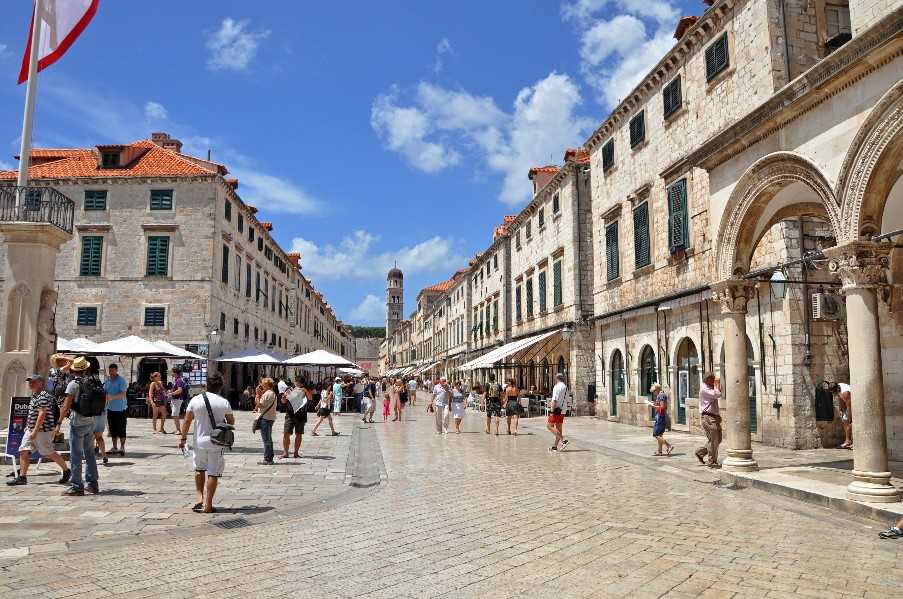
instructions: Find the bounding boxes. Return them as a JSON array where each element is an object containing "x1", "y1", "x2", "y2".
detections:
[{"x1": 450, "y1": 381, "x2": 466, "y2": 433}]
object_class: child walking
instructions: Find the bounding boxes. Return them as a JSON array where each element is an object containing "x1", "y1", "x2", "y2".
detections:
[{"x1": 382, "y1": 381, "x2": 391, "y2": 421}]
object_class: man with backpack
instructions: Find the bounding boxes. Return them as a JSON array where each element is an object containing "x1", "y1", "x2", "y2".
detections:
[
  {"x1": 483, "y1": 375, "x2": 503, "y2": 435},
  {"x1": 56, "y1": 356, "x2": 105, "y2": 496}
]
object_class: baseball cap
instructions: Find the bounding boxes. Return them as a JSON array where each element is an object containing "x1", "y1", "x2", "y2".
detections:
[{"x1": 26, "y1": 374, "x2": 44, "y2": 383}]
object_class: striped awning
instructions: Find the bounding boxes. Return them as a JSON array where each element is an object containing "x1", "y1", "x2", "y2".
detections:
[{"x1": 460, "y1": 329, "x2": 561, "y2": 371}]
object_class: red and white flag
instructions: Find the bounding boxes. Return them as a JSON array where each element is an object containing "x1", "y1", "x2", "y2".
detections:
[{"x1": 18, "y1": 0, "x2": 99, "y2": 84}]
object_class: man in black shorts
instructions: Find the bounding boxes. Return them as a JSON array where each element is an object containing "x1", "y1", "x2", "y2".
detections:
[
  {"x1": 484, "y1": 375, "x2": 503, "y2": 435},
  {"x1": 280, "y1": 376, "x2": 308, "y2": 459}
]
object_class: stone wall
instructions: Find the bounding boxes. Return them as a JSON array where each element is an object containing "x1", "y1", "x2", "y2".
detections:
[{"x1": 850, "y1": 0, "x2": 903, "y2": 33}]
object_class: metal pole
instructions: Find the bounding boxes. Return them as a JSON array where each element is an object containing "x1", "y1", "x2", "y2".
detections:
[{"x1": 16, "y1": 1, "x2": 43, "y2": 200}]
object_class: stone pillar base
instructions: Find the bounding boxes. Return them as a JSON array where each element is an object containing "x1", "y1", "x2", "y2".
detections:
[
  {"x1": 722, "y1": 449, "x2": 758, "y2": 472},
  {"x1": 847, "y1": 471, "x2": 901, "y2": 503}
]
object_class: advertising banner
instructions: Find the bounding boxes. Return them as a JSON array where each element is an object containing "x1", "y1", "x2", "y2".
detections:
[{"x1": 4, "y1": 396, "x2": 38, "y2": 459}]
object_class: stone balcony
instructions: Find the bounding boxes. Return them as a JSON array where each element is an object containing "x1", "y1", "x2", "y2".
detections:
[{"x1": 0, "y1": 185, "x2": 75, "y2": 234}]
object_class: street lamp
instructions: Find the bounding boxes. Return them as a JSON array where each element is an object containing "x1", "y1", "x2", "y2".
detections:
[
  {"x1": 561, "y1": 324, "x2": 574, "y2": 341},
  {"x1": 770, "y1": 269, "x2": 787, "y2": 300}
]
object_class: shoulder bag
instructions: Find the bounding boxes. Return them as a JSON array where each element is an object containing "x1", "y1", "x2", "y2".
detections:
[
  {"x1": 203, "y1": 392, "x2": 234, "y2": 449},
  {"x1": 252, "y1": 392, "x2": 276, "y2": 434}
]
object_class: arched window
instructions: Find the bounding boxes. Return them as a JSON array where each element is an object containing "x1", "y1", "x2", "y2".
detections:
[
  {"x1": 557, "y1": 355, "x2": 566, "y2": 377},
  {"x1": 639, "y1": 345, "x2": 657, "y2": 419},
  {"x1": 675, "y1": 338, "x2": 700, "y2": 425},
  {"x1": 2, "y1": 360, "x2": 27, "y2": 403},
  {"x1": 609, "y1": 350, "x2": 624, "y2": 416},
  {"x1": 4, "y1": 285, "x2": 32, "y2": 352},
  {"x1": 541, "y1": 358, "x2": 550, "y2": 393}
]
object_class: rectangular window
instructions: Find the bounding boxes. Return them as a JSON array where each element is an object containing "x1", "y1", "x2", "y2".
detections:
[
  {"x1": 705, "y1": 33, "x2": 729, "y2": 81},
  {"x1": 144, "y1": 307, "x2": 165, "y2": 327},
  {"x1": 515, "y1": 285, "x2": 522, "y2": 322},
  {"x1": 233, "y1": 318, "x2": 239, "y2": 335},
  {"x1": 538, "y1": 208, "x2": 545, "y2": 228},
  {"x1": 79, "y1": 236, "x2": 103, "y2": 276},
  {"x1": 629, "y1": 110, "x2": 646, "y2": 148},
  {"x1": 526, "y1": 278, "x2": 534, "y2": 318},
  {"x1": 238, "y1": 214, "x2": 244, "y2": 233},
  {"x1": 526, "y1": 221, "x2": 532, "y2": 239},
  {"x1": 221, "y1": 244, "x2": 230, "y2": 284},
  {"x1": 246, "y1": 263, "x2": 252, "y2": 297},
  {"x1": 633, "y1": 203, "x2": 651, "y2": 269},
  {"x1": 493, "y1": 254, "x2": 498, "y2": 270},
  {"x1": 234, "y1": 255, "x2": 241, "y2": 291},
  {"x1": 84, "y1": 190, "x2": 107, "y2": 211},
  {"x1": 219, "y1": 312, "x2": 226, "y2": 332},
  {"x1": 663, "y1": 76, "x2": 682, "y2": 118},
  {"x1": 149, "y1": 189, "x2": 173, "y2": 211},
  {"x1": 668, "y1": 178, "x2": 690, "y2": 253},
  {"x1": 552, "y1": 193, "x2": 560, "y2": 214},
  {"x1": 602, "y1": 139, "x2": 615, "y2": 172},
  {"x1": 257, "y1": 237, "x2": 263, "y2": 252},
  {"x1": 605, "y1": 222, "x2": 620, "y2": 281},
  {"x1": 101, "y1": 152, "x2": 120, "y2": 168},
  {"x1": 538, "y1": 270, "x2": 547, "y2": 313},
  {"x1": 254, "y1": 327, "x2": 259, "y2": 341},
  {"x1": 553, "y1": 260, "x2": 563, "y2": 307},
  {"x1": 76, "y1": 306, "x2": 98, "y2": 327},
  {"x1": 516, "y1": 230, "x2": 522, "y2": 250},
  {"x1": 249, "y1": 227, "x2": 255, "y2": 242},
  {"x1": 244, "y1": 323, "x2": 250, "y2": 339},
  {"x1": 493, "y1": 300, "x2": 499, "y2": 332},
  {"x1": 146, "y1": 236, "x2": 170, "y2": 276},
  {"x1": 224, "y1": 200, "x2": 232, "y2": 222},
  {"x1": 256, "y1": 272, "x2": 261, "y2": 302}
]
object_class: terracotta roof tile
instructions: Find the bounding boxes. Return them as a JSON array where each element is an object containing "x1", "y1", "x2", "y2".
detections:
[
  {"x1": 528, "y1": 165, "x2": 559, "y2": 178},
  {"x1": 564, "y1": 147, "x2": 590, "y2": 164},
  {"x1": 674, "y1": 16, "x2": 699, "y2": 39}
]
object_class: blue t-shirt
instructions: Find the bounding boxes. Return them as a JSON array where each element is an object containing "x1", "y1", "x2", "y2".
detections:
[
  {"x1": 104, "y1": 376, "x2": 129, "y2": 412},
  {"x1": 332, "y1": 383, "x2": 343, "y2": 400}
]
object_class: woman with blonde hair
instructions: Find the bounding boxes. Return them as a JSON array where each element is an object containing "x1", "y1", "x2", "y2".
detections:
[
  {"x1": 255, "y1": 378, "x2": 278, "y2": 464},
  {"x1": 147, "y1": 372, "x2": 170, "y2": 434},
  {"x1": 391, "y1": 378, "x2": 403, "y2": 422}
]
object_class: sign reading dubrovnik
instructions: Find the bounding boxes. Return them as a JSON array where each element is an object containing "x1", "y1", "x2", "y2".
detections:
[{"x1": 4, "y1": 396, "x2": 39, "y2": 459}]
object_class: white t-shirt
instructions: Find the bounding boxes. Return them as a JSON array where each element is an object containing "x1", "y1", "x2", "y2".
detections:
[
  {"x1": 407, "y1": 380, "x2": 418, "y2": 392},
  {"x1": 552, "y1": 381, "x2": 568, "y2": 411},
  {"x1": 186, "y1": 392, "x2": 232, "y2": 449},
  {"x1": 433, "y1": 383, "x2": 449, "y2": 407}
]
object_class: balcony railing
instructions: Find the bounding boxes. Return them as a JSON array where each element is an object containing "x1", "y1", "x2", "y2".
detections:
[{"x1": 0, "y1": 185, "x2": 75, "y2": 234}]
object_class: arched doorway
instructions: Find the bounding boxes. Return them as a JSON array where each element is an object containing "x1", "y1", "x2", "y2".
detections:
[
  {"x1": 609, "y1": 350, "x2": 624, "y2": 416},
  {"x1": 541, "y1": 358, "x2": 550, "y2": 393},
  {"x1": 638, "y1": 345, "x2": 656, "y2": 419},
  {"x1": 138, "y1": 358, "x2": 168, "y2": 385},
  {"x1": 675, "y1": 338, "x2": 700, "y2": 425},
  {"x1": 720, "y1": 336, "x2": 758, "y2": 433}
]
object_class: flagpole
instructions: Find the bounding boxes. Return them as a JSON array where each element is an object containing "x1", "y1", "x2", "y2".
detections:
[{"x1": 16, "y1": 0, "x2": 43, "y2": 202}]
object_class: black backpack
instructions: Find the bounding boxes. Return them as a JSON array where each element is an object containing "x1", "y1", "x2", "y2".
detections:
[{"x1": 75, "y1": 376, "x2": 106, "y2": 417}]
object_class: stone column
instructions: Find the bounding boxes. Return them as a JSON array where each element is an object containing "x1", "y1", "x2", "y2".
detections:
[
  {"x1": 712, "y1": 279, "x2": 758, "y2": 472},
  {"x1": 825, "y1": 241, "x2": 900, "y2": 503}
]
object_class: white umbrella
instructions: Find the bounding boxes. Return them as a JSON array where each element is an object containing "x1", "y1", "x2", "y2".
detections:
[
  {"x1": 93, "y1": 335, "x2": 181, "y2": 357},
  {"x1": 56, "y1": 336, "x2": 104, "y2": 354},
  {"x1": 152, "y1": 340, "x2": 204, "y2": 360},
  {"x1": 339, "y1": 367, "x2": 365, "y2": 376},
  {"x1": 216, "y1": 347, "x2": 284, "y2": 364},
  {"x1": 285, "y1": 349, "x2": 356, "y2": 368}
]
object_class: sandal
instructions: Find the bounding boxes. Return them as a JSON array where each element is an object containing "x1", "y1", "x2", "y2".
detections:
[
  {"x1": 203, "y1": 507, "x2": 217, "y2": 514},
  {"x1": 653, "y1": 452, "x2": 663, "y2": 456},
  {"x1": 666, "y1": 446, "x2": 674, "y2": 456},
  {"x1": 191, "y1": 503, "x2": 203, "y2": 512},
  {"x1": 879, "y1": 527, "x2": 903, "y2": 539}
]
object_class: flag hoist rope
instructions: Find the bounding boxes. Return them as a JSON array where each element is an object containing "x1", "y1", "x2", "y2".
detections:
[{"x1": 16, "y1": 0, "x2": 43, "y2": 201}]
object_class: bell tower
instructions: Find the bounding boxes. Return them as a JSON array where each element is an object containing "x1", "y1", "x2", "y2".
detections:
[{"x1": 386, "y1": 266, "x2": 403, "y2": 335}]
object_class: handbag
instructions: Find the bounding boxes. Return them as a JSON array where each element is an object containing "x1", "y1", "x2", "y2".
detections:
[
  {"x1": 252, "y1": 393, "x2": 276, "y2": 433},
  {"x1": 202, "y1": 392, "x2": 234, "y2": 449}
]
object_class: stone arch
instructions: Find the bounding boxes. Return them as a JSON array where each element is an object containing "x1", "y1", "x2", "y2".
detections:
[
  {"x1": 3, "y1": 283, "x2": 32, "y2": 352},
  {"x1": 838, "y1": 79, "x2": 903, "y2": 239},
  {"x1": 715, "y1": 152, "x2": 842, "y2": 280},
  {"x1": 2, "y1": 359, "x2": 27, "y2": 401}
]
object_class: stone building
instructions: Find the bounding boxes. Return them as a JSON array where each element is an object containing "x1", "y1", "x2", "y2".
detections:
[{"x1": 0, "y1": 132, "x2": 352, "y2": 399}]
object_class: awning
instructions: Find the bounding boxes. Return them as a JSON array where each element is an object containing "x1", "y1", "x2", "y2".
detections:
[
  {"x1": 151, "y1": 340, "x2": 205, "y2": 360},
  {"x1": 285, "y1": 349, "x2": 356, "y2": 368},
  {"x1": 93, "y1": 335, "x2": 182, "y2": 357},
  {"x1": 411, "y1": 361, "x2": 440, "y2": 376},
  {"x1": 216, "y1": 347, "x2": 284, "y2": 364},
  {"x1": 460, "y1": 329, "x2": 561, "y2": 371},
  {"x1": 56, "y1": 337, "x2": 104, "y2": 354}
]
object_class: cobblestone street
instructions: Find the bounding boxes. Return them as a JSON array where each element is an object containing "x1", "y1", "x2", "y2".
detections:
[{"x1": 1, "y1": 395, "x2": 903, "y2": 598}]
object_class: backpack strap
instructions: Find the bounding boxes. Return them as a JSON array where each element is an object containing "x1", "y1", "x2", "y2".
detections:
[{"x1": 202, "y1": 392, "x2": 218, "y2": 429}]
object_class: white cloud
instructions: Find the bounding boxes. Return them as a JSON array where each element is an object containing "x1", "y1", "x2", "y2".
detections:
[
  {"x1": 291, "y1": 231, "x2": 463, "y2": 281},
  {"x1": 349, "y1": 294, "x2": 385, "y2": 324},
  {"x1": 206, "y1": 18, "x2": 270, "y2": 71},
  {"x1": 229, "y1": 167, "x2": 320, "y2": 215},
  {"x1": 433, "y1": 37, "x2": 453, "y2": 74},
  {"x1": 144, "y1": 101, "x2": 168, "y2": 121},
  {"x1": 0, "y1": 159, "x2": 13, "y2": 171},
  {"x1": 0, "y1": 44, "x2": 8, "y2": 58},
  {"x1": 371, "y1": 73, "x2": 591, "y2": 205}
]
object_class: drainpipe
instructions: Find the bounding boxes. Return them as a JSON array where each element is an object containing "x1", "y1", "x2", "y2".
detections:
[
  {"x1": 799, "y1": 217, "x2": 812, "y2": 365},
  {"x1": 779, "y1": 0, "x2": 792, "y2": 83}
]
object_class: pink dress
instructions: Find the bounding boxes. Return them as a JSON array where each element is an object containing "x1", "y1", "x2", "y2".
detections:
[{"x1": 382, "y1": 396, "x2": 390, "y2": 417}]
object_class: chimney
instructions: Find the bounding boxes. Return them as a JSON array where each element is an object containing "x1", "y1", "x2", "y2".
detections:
[
  {"x1": 225, "y1": 177, "x2": 239, "y2": 190},
  {"x1": 528, "y1": 166, "x2": 559, "y2": 195},
  {"x1": 287, "y1": 252, "x2": 301, "y2": 268},
  {"x1": 151, "y1": 131, "x2": 183, "y2": 154}
]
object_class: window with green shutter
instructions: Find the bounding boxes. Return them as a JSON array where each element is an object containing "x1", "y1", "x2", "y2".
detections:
[
  {"x1": 526, "y1": 278, "x2": 534, "y2": 318},
  {"x1": 668, "y1": 178, "x2": 690, "y2": 253},
  {"x1": 538, "y1": 270, "x2": 547, "y2": 313},
  {"x1": 633, "y1": 203, "x2": 651, "y2": 269},
  {"x1": 485, "y1": 305, "x2": 491, "y2": 334},
  {"x1": 552, "y1": 193, "x2": 560, "y2": 213},
  {"x1": 79, "y1": 236, "x2": 103, "y2": 276},
  {"x1": 605, "y1": 222, "x2": 620, "y2": 281},
  {"x1": 149, "y1": 189, "x2": 173, "y2": 210},
  {"x1": 705, "y1": 33, "x2": 729, "y2": 81},
  {"x1": 84, "y1": 190, "x2": 107, "y2": 211},
  {"x1": 553, "y1": 260, "x2": 563, "y2": 306},
  {"x1": 144, "y1": 307, "x2": 166, "y2": 327},
  {"x1": 629, "y1": 111, "x2": 645, "y2": 147},
  {"x1": 146, "y1": 236, "x2": 170, "y2": 276},
  {"x1": 515, "y1": 285, "x2": 522, "y2": 322},
  {"x1": 221, "y1": 244, "x2": 230, "y2": 283},
  {"x1": 76, "y1": 307, "x2": 98, "y2": 327},
  {"x1": 224, "y1": 200, "x2": 231, "y2": 222},
  {"x1": 663, "y1": 76, "x2": 682, "y2": 118},
  {"x1": 602, "y1": 139, "x2": 615, "y2": 172}
]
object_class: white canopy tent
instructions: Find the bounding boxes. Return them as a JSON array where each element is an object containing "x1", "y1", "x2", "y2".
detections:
[
  {"x1": 285, "y1": 349, "x2": 356, "y2": 368},
  {"x1": 339, "y1": 367, "x2": 365, "y2": 376},
  {"x1": 216, "y1": 348, "x2": 285, "y2": 364},
  {"x1": 56, "y1": 337, "x2": 104, "y2": 354},
  {"x1": 92, "y1": 335, "x2": 181, "y2": 357},
  {"x1": 151, "y1": 340, "x2": 204, "y2": 360},
  {"x1": 460, "y1": 329, "x2": 562, "y2": 371}
]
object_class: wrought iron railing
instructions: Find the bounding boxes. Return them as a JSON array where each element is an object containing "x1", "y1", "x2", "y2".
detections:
[{"x1": 0, "y1": 185, "x2": 75, "y2": 234}]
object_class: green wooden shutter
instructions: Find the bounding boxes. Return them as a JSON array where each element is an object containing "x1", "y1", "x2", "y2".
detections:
[
  {"x1": 76, "y1": 307, "x2": 97, "y2": 326},
  {"x1": 222, "y1": 244, "x2": 230, "y2": 283},
  {"x1": 705, "y1": 33, "x2": 729, "y2": 81},
  {"x1": 538, "y1": 271, "x2": 547, "y2": 313},
  {"x1": 553, "y1": 261, "x2": 563, "y2": 306},
  {"x1": 668, "y1": 179, "x2": 689, "y2": 253},
  {"x1": 602, "y1": 139, "x2": 614, "y2": 171},
  {"x1": 526, "y1": 278, "x2": 534, "y2": 317},
  {"x1": 149, "y1": 190, "x2": 173, "y2": 210},
  {"x1": 515, "y1": 286, "x2": 522, "y2": 322},
  {"x1": 146, "y1": 236, "x2": 170, "y2": 276},
  {"x1": 629, "y1": 111, "x2": 645, "y2": 147},
  {"x1": 84, "y1": 190, "x2": 107, "y2": 211},
  {"x1": 605, "y1": 223, "x2": 619, "y2": 281},
  {"x1": 663, "y1": 76, "x2": 681, "y2": 118},
  {"x1": 633, "y1": 203, "x2": 651, "y2": 269},
  {"x1": 144, "y1": 307, "x2": 166, "y2": 327},
  {"x1": 493, "y1": 301, "x2": 499, "y2": 331},
  {"x1": 79, "y1": 236, "x2": 103, "y2": 276}
]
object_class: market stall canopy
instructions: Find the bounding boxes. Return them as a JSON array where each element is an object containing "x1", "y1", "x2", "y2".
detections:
[
  {"x1": 216, "y1": 347, "x2": 285, "y2": 364},
  {"x1": 460, "y1": 329, "x2": 562, "y2": 371},
  {"x1": 56, "y1": 337, "x2": 103, "y2": 354},
  {"x1": 151, "y1": 340, "x2": 204, "y2": 360},
  {"x1": 285, "y1": 349, "x2": 356, "y2": 368},
  {"x1": 339, "y1": 367, "x2": 365, "y2": 376},
  {"x1": 415, "y1": 361, "x2": 441, "y2": 375},
  {"x1": 92, "y1": 335, "x2": 182, "y2": 357}
]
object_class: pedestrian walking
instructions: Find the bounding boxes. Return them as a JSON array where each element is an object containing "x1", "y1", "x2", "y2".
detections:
[
  {"x1": 147, "y1": 372, "x2": 170, "y2": 434},
  {"x1": 648, "y1": 383, "x2": 674, "y2": 456},
  {"x1": 407, "y1": 377, "x2": 418, "y2": 407},
  {"x1": 179, "y1": 373, "x2": 234, "y2": 514},
  {"x1": 391, "y1": 379, "x2": 403, "y2": 422},
  {"x1": 880, "y1": 515, "x2": 903, "y2": 539},
  {"x1": 834, "y1": 382, "x2": 853, "y2": 449},
  {"x1": 547, "y1": 373, "x2": 570, "y2": 452},
  {"x1": 311, "y1": 386, "x2": 340, "y2": 436},
  {"x1": 353, "y1": 378, "x2": 365, "y2": 414},
  {"x1": 399, "y1": 378, "x2": 409, "y2": 420},
  {"x1": 362, "y1": 377, "x2": 376, "y2": 423},
  {"x1": 90, "y1": 360, "x2": 108, "y2": 465},
  {"x1": 6, "y1": 375, "x2": 70, "y2": 486},
  {"x1": 255, "y1": 378, "x2": 278, "y2": 465},
  {"x1": 103, "y1": 364, "x2": 128, "y2": 456},
  {"x1": 450, "y1": 381, "x2": 466, "y2": 433},
  {"x1": 280, "y1": 376, "x2": 309, "y2": 459},
  {"x1": 332, "y1": 377, "x2": 344, "y2": 414},
  {"x1": 431, "y1": 377, "x2": 451, "y2": 434},
  {"x1": 382, "y1": 381, "x2": 391, "y2": 422},
  {"x1": 484, "y1": 375, "x2": 503, "y2": 435},
  {"x1": 58, "y1": 356, "x2": 104, "y2": 496},
  {"x1": 695, "y1": 373, "x2": 723, "y2": 468},
  {"x1": 504, "y1": 379, "x2": 521, "y2": 435},
  {"x1": 168, "y1": 367, "x2": 188, "y2": 436}
]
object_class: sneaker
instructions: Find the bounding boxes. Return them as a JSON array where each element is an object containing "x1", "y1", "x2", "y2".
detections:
[
  {"x1": 102, "y1": 457, "x2": 109, "y2": 465},
  {"x1": 694, "y1": 450, "x2": 706, "y2": 465},
  {"x1": 58, "y1": 469, "x2": 71, "y2": 484},
  {"x1": 548, "y1": 446, "x2": 558, "y2": 453},
  {"x1": 6, "y1": 476, "x2": 26, "y2": 486},
  {"x1": 560, "y1": 439, "x2": 570, "y2": 449},
  {"x1": 63, "y1": 487, "x2": 85, "y2": 497},
  {"x1": 5, "y1": 471, "x2": 17, "y2": 478},
  {"x1": 331, "y1": 432, "x2": 340, "y2": 436},
  {"x1": 86, "y1": 483, "x2": 100, "y2": 495},
  {"x1": 879, "y1": 526, "x2": 903, "y2": 539}
]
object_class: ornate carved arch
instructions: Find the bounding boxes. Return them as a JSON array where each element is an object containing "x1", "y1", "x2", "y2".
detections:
[
  {"x1": 2, "y1": 359, "x2": 28, "y2": 400},
  {"x1": 715, "y1": 152, "x2": 841, "y2": 281},
  {"x1": 837, "y1": 80, "x2": 903, "y2": 240}
]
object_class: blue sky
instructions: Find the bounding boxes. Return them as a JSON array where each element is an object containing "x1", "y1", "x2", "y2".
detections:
[{"x1": 0, "y1": 0, "x2": 696, "y2": 327}]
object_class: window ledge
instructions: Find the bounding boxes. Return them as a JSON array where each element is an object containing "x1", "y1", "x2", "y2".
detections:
[
  {"x1": 663, "y1": 105, "x2": 688, "y2": 127},
  {"x1": 633, "y1": 263, "x2": 654, "y2": 279},
  {"x1": 76, "y1": 223, "x2": 112, "y2": 231},
  {"x1": 142, "y1": 223, "x2": 178, "y2": 231},
  {"x1": 706, "y1": 66, "x2": 735, "y2": 92},
  {"x1": 603, "y1": 165, "x2": 618, "y2": 178},
  {"x1": 604, "y1": 277, "x2": 622, "y2": 289},
  {"x1": 630, "y1": 138, "x2": 648, "y2": 153}
]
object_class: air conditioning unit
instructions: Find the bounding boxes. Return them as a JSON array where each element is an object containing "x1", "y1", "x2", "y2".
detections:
[{"x1": 811, "y1": 292, "x2": 845, "y2": 320}]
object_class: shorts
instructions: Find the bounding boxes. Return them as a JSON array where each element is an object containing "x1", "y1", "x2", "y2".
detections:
[
  {"x1": 93, "y1": 412, "x2": 107, "y2": 434},
  {"x1": 193, "y1": 446, "x2": 226, "y2": 477},
  {"x1": 107, "y1": 410, "x2": 127, "y2": 438},
  {"x1": 317, "y1": 407, "x2": 332, "y2": 418},
  {"x1": 486, "y1": 400, "x2": 502, "y2": 417},
  {"x1": 20, "y1": 429, "x2": 54, "y2": 455},
  {"x1": 450, "y1": 402, "x2": 465, "y2": 420},
  {"x1": 547, "y1": 413, "x2": 565, "y2": 425},
  {"x1": 284, "y1": 411, "x2": 307, "y2": 435},
  {"x1": 169, "y1": 399, "x2": 183, "y2": 417},
  {"x1": 505, "y1": 400, "x2": 521, "y2": 416}
]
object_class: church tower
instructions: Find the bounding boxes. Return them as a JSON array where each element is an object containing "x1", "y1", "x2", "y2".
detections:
[{"x1": 386, "y1": 266, "x2": 403, "y2": 335}]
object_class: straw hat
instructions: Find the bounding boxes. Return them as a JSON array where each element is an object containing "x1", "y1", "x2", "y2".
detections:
[
  {"x1": 49, "y1": 353, "x2": 74, "y2": 369},
  {"x1": 70, "y1": 356, "x2": 90, "y2": 372}
]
